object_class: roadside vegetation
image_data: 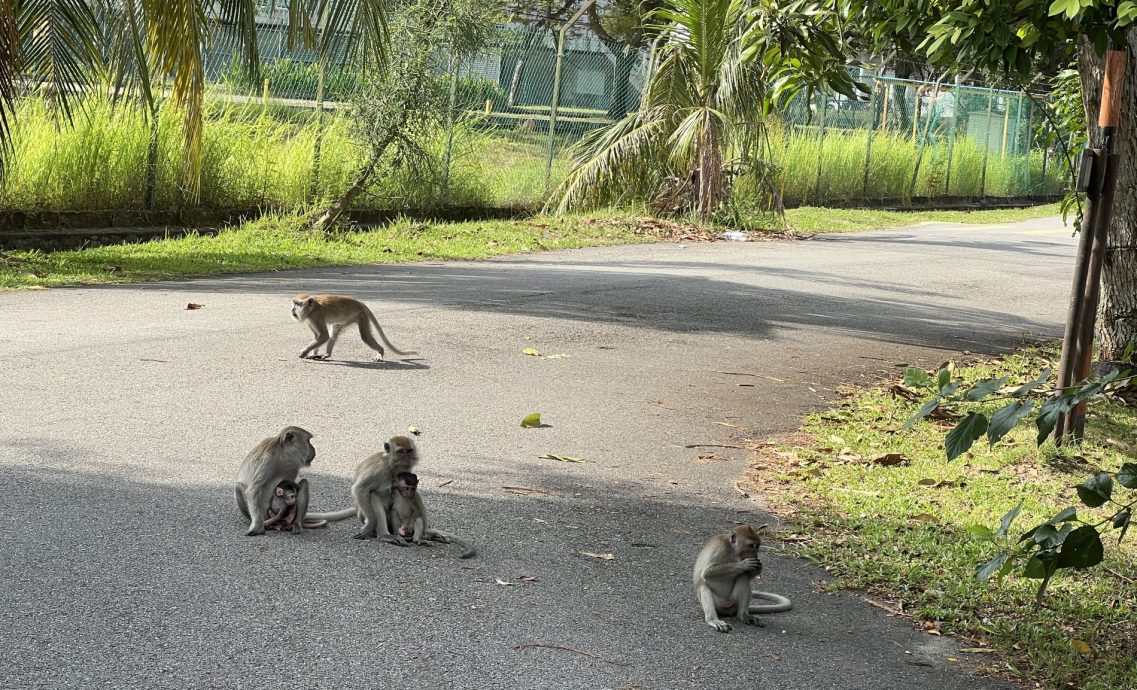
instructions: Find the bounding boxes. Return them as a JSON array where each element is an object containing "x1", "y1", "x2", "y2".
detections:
[
  {"x1": 0, "y1": 204, "x2": 1060, "y2": 290},
  {"x1": 743, "y1": 348, "x2": 1137, "y2": 690}
]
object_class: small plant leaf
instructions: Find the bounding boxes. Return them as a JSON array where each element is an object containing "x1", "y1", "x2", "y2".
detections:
[
  {"x1": 975, "y1": 553, "x2": 1008, "y2": 581},
  {"x1": 996, "y1": 499, "x2": 1024, "y2": 537},
  {"x1": 904, "y1": 396, "x2": 942, "y2": 429},
  {"x1": 1049, "y1": 507, "x2": 1078, "y2": 524},
  {"x1": 946, "y1": 412, "x2": 988, "y2": 461},
  {"x1": 966, "y1": 524, "x2": 996, "y2": 540},
  {"x1": 965, "y1": 376, "x2": 1008, "y2": 401},
  {"x1": 935, "y1": 368, "x2": 952, "y2": 391},
  {"x1": 1076, "y1": 471, "x2": 1113, "y2": 508},
  {"x1": 1113, "y1": 510, "x2": 1131, "y2": 544},
  {"x1": 1117, "y1": 462, "x2": 1137, "y2": 489},
  {"x1": 1035, "y1": 395, "x2": 1074, "y2": 445},
  {"x1": 1056, "y1": 525, "x2": 1104, "y2": 569},
  {"x1": 904, "y1": 367, "x2": 932, "y2": 388},
  {"x1": 1070, "y1": 640, "x2": 1091, "y2": 654},
  {"x1": 1012, "y1": 367, "x2": 1051, "y2": 396},
  {"x1": 521, "y1": 412, "x2": 542, "y2": 428},
  {"x1": 987, "y1": 400, "x2": 1033, "y2": 445}
]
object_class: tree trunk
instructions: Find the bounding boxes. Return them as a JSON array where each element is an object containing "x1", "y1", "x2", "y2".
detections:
[{"x1": 1078, "y1": 34, "x2": 1137, "y2": 362}]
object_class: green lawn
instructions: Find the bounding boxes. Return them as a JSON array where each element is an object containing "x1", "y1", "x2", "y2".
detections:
[
  {"x1": 746, "y1": 348, "x2": 1136, "y2": 690},
  {"x1": 0, "y1": 204, "x2": 1061, "y2": 290}
]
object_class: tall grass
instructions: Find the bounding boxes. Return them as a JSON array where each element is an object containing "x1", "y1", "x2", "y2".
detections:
[
  {"x1": 761, "y1": 127, "x2": 1068, "y2": 207},
  {"x1": 0, "y1": 96, "x2": 1067, "y2": 215}
]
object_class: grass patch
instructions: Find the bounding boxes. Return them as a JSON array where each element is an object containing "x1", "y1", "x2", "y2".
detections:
[
  {"x1": 783, "y1": 203, "x2": 1063, "y2": 233},
  {"x1": 0, "y1": 204, "x2": 1063, "y2": 290},
  {"x1": 745, "y1": 348, "x2": 1137, "y2": 690},
  {"x1": 0, "y1": 211, "x2": 704, "y2": 290}
]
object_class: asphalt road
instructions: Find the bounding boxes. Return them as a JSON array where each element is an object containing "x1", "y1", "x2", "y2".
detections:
[{"x1": 0, "y1": 216, "x2": 1072, "y2": 689}]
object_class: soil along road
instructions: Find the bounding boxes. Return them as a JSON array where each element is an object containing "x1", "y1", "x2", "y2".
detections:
[{"x1": 0, "y1": 216, "x2": 1070, "y2": 689}]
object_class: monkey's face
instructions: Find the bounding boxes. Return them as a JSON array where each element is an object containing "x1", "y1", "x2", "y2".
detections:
[
  {"x1": 731, "y1": 527, "x2": 762, "y2": 566},
  {"x1": 276, "y1": 487, "x2": 298, "y2": 506},
  {"x1": 291, "y1": 297, "x2": 315, "y2": 321},
  {"x1": 395, "y1": 481, "x2": 416, "y2": 497}
]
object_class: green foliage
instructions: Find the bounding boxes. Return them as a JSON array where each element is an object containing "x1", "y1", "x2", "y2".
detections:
[
  {"x1": 553, "y1": 0, "x2": 862, "y2": 220},
  {"x1": 904, "y1": 358, "x2": 1137, "y2": 600},
  {"x1": 219, "y1": 56, "x2": 365, "y2": 101}
]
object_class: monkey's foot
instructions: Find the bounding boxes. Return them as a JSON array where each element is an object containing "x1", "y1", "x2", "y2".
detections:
[
  {"x1": 707, "y1": 619, "x2": 732, "y2": 633},
  {"x1": 739, "y1": 614, "x2": 764, "y2": 627},
  {"x1": 371, "y1": 355, "x2": 385, "y2": 363},
  {"x1": 309, "y1": 354, "x2": 330, "y2": 361},
  {"x1": 245, "y1": 528, "x2": 266, "y2": 537},
  {"x1": 352, "y1": 529, "x2": 376, "y2": 540},
  {"x1": 415, "y1": 540, "x2": 433, "y2": 547}
]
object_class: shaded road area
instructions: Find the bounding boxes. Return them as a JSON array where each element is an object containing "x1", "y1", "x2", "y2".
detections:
[{"x1": 0, "y1": 216, "x2": 1072, "y2": 689}]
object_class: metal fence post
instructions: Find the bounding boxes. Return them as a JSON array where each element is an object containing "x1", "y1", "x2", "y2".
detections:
[
  {"x1": 862, "y1": 79, "x2": 878, "y2": 200},
  {"x1": 545, "y1": 0, "x2": 596, "y2": 195},
  {"x1": 309, "y1": 54, "x2": 326, "y2": 203},
  {"x1": 442, "y1": 56, "x2": 460, "y2": 194},
  {"x1": 979, "y1": 91, "x2": 994, "y2": 198},
  {"x1": 813, "y1": 87, "x2": 827, "y2": 205}
]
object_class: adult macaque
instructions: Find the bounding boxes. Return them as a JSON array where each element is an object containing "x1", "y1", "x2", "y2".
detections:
[
  {"x1": 234, "y1": 426, "x2": 326, "y2": 536},
  {"x1": 692, "y1": 525, "x2": 791, "y2": 632},
  {"x1": 290, "y1": 293, "x2": 417, "y2": 362},
  {"x1": 307, "y1": 435, "x2": 420, "y2": 541},
  {"x1": 263, "y1": 480, "x2": 299, "y2": 531}
]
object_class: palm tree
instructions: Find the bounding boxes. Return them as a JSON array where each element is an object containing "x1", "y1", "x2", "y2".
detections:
[
  {"x1": 553, "y1": 0, "x2": 860, "y2": 221},
  {"x1": 0, "y1": 0, "x2": 387, "y2": 200}
]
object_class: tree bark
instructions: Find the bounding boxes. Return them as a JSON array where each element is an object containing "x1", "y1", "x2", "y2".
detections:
[{"x1": 1078, "y1": 33, "x2": 1137, "y2": 362}]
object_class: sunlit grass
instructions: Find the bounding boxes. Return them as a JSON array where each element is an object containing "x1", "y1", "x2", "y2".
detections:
[{"x1": 747, "y1": 348, "x2": 1137, "y2": 690}]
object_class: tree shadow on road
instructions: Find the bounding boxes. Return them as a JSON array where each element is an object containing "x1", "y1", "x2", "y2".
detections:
[{"x1": 1, "y1": 449, "x2": 1013, "y2": 690}]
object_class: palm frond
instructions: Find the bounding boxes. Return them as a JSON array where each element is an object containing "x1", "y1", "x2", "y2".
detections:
[
  {"x1": 553, "y1": 105, "x2": 671, "y2": 214},
  {"x1": 18, "y1": 0, "x2": 104, "y2": 123},
  {"x1": 140, "y1": 0, "x2": 205, "y2": 199},
  {"x1": 0, "y1": 0, "x2": 19, "y2": 173},
  {"x1": 214, "y1": 0, "x2": 260, "y2": 81}
]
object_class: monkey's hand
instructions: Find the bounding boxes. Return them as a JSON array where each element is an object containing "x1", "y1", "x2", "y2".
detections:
[
  {"x1": 740, "y1": 557, "x2": 760, "y2": 574},
  {"x1": 706, "y1": 619, "x2": 732, "y2": 633},
  {"x1": 738, "y1": 613, "x2": 765, "y2": 628}
]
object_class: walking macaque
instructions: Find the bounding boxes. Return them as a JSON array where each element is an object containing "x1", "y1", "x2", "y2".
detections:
[
  {"x1": 263, "y1": 480, "x2": 300, "y2": 531},
  {"x1": 692, "y1": 525, "x2": 792, "y2": 632},
  {"x1": 234, "y1": 426, "x2": 322, "y2": 536},
  {"x1": 290, "y1": 293, "x2": 417, "y2": 362},
  {"x1": 388, "y1": 472, "x2": 476, "y2": 558}
]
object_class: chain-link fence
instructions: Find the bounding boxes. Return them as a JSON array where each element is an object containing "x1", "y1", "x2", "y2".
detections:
[{"x1": 774, "y1": 74, "x2": 1072, "y2": 205}]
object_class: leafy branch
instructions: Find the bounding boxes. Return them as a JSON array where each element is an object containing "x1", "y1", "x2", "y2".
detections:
[{"x1": 902, "y1": 359, "x2": 1135, "y2": 600}]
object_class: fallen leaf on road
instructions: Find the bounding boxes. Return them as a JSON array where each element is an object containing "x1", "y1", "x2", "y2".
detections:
[
  {"x1": 959, "y1": 648, "x2": 996, "y2": 654},
  {"x1": 580, "y1": 551, "x2": 615, "y2": 560},
  {"x1": 523, "y1": 347, "x2": 541, "y2": 357},
  {"x1": 502, "y1": 486, "x2": 550, "y2": 496},
  {"x1": 545, "y1": 353, "x2": 570, "y2": 359},
  {"x1": 514, "y1": 643, "x2": 602, "y2": 660},
  {"x1": 407, "y1": 426, "x2": 421, "y2": 436},
  {"x1": 521, "y1": 412, "x2": 542, "y2": 428},
  {"x1": 186, "y1": 303, "x2": 203, "y2": 310},
  {"x1": 518, "y1": 575, "x2": 538, "y2": 582},
  {"x1": 538, "y1": 453, "x2": 586, "y2": 463},
  {"x1": 495, "y1": 578, "x2": 515, "y2": 586},
  {"x1": 438, "y1": 479, "x2": 453, "y2": 487}
]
